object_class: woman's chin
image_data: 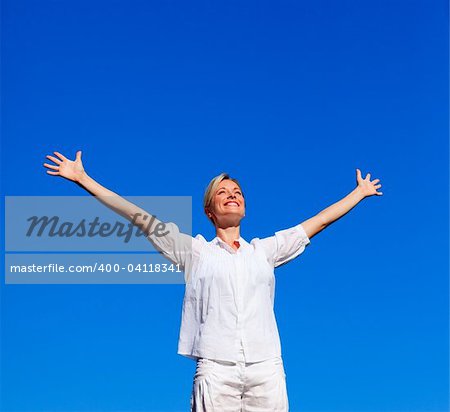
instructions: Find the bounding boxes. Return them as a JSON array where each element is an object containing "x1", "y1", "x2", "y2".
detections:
[{"x1": 217, "y1": 214, "x2": 245, "y2": 227}]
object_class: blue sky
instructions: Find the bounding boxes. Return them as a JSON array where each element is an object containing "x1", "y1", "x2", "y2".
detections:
[{"x1": 1, "y1": 0, "x2": 448, "y2": 411}]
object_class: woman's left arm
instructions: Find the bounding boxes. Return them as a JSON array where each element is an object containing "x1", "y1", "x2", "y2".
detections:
[{"x1": 301, "y1": 169, "x2": 383, "y2": 239}]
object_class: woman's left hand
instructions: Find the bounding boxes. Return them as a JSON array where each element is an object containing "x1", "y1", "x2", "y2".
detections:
[{"x1": 356, "y1": 168, "x2": 383, "y2": 197}]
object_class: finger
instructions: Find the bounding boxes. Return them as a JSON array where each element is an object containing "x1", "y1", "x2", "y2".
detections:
[
  {"x1": 46, "y1": 155, "x2": 61, "y2": 165},
  {"x1": 356, "y1": 168, "x2": 362, "y2": 181},
  {"x1": 372, "y1": 179, "x2": 380, "y2": 184},
  {"x1": 375, "y1": 184, "x2": 382, "y2": 189},
  {"x1": 365, "y1": 173, "x2": 371, "y2": 180},
  {"x1": 53, "y1": 151, "x2": 68, "y2": 161},
  {"x1": 46, "y1": 170, "x2": 60, "y2": 176},
  {"x1": 43, "y1": 163, "x2": 59, "y2": 170},
  {"x1": 377, "y1": 191, "x2": 383, "y2": 195},
  {"x1": 76, "y1": 150, "x2": 82, "y2": 161}
]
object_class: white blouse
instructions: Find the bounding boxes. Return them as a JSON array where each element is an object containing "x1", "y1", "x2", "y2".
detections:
[{"x1": 147, "y1": 222, "x2": 311, "y2": 363}]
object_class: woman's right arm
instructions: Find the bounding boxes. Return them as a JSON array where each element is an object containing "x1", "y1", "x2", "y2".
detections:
[
  {"x1": 43, "y1": 150, "x2": 159, "y2": 236},
  {"x1": 44, "y1": 150, "x2": 198, "y2": 272}
]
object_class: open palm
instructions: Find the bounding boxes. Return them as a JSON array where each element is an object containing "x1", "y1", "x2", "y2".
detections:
[
  {"x1": 356, "y1": 168, "x2": 383, "y2": 197},
  {"x1": 43, "y1": 151, "x2": 85, "y2": 182}
]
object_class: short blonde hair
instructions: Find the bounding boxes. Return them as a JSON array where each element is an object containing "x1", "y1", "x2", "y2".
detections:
[{"x1": 203, "y1": 172, "x2": 244, "y2": 225}]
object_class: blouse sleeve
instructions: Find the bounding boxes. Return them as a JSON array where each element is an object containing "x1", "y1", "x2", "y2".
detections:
[
  {"x1": 258, "y1": 223, "x2": 311, "y2": 268},
  {"x1": 146, "y1": 221, "x2": 197, "y2": 270}
]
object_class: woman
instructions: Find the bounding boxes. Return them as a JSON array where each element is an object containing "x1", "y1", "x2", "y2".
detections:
[{"x1": 44, "y1": 150, "x2": 382, "y2": 411}]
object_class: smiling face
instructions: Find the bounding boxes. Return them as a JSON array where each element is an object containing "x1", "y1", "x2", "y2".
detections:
[{"x1": 205, "y1": 178, "x2": 245, "y2": 228}]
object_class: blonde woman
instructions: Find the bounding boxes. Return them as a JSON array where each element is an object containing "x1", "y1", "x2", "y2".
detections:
[{"x1": 44, "y1": 150, "x2": 383, "y2": 411}]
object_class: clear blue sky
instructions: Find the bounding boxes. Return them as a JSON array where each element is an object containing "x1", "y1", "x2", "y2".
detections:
[{"x1": 1, "y1": 0, "x2": 448, "y2": 411}]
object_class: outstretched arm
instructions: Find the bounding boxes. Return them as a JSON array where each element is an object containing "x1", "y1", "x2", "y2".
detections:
[
  {"x1": 43, "y1": 150, "x2": 160, "y2": 236},
  {"x1": 301, "y1": 169, "x2": 382, "y2": 239}
]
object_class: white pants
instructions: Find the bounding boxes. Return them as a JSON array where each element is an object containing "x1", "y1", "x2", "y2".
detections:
[{"x1": 190, "y1": 342, "x2": 289, "y2": 412}]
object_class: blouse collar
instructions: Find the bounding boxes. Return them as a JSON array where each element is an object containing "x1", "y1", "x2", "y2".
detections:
[{"x1": 212, "y1": 235, "x2": 248, "y2": 254}]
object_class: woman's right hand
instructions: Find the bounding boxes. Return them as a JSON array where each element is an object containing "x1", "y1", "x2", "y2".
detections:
[{"x1": 43, "y1": 150, "x2": 86, "y2": 183}]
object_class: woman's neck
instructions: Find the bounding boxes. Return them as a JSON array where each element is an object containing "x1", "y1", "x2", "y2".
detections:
[{"x1": 215, "y1": 226, "x2": 241, "y2": 250}]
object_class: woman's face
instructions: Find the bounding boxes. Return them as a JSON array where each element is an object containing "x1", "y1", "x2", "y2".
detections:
[{"x1": 209, "y1": 179, "x2": 245, "y2": 227}]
